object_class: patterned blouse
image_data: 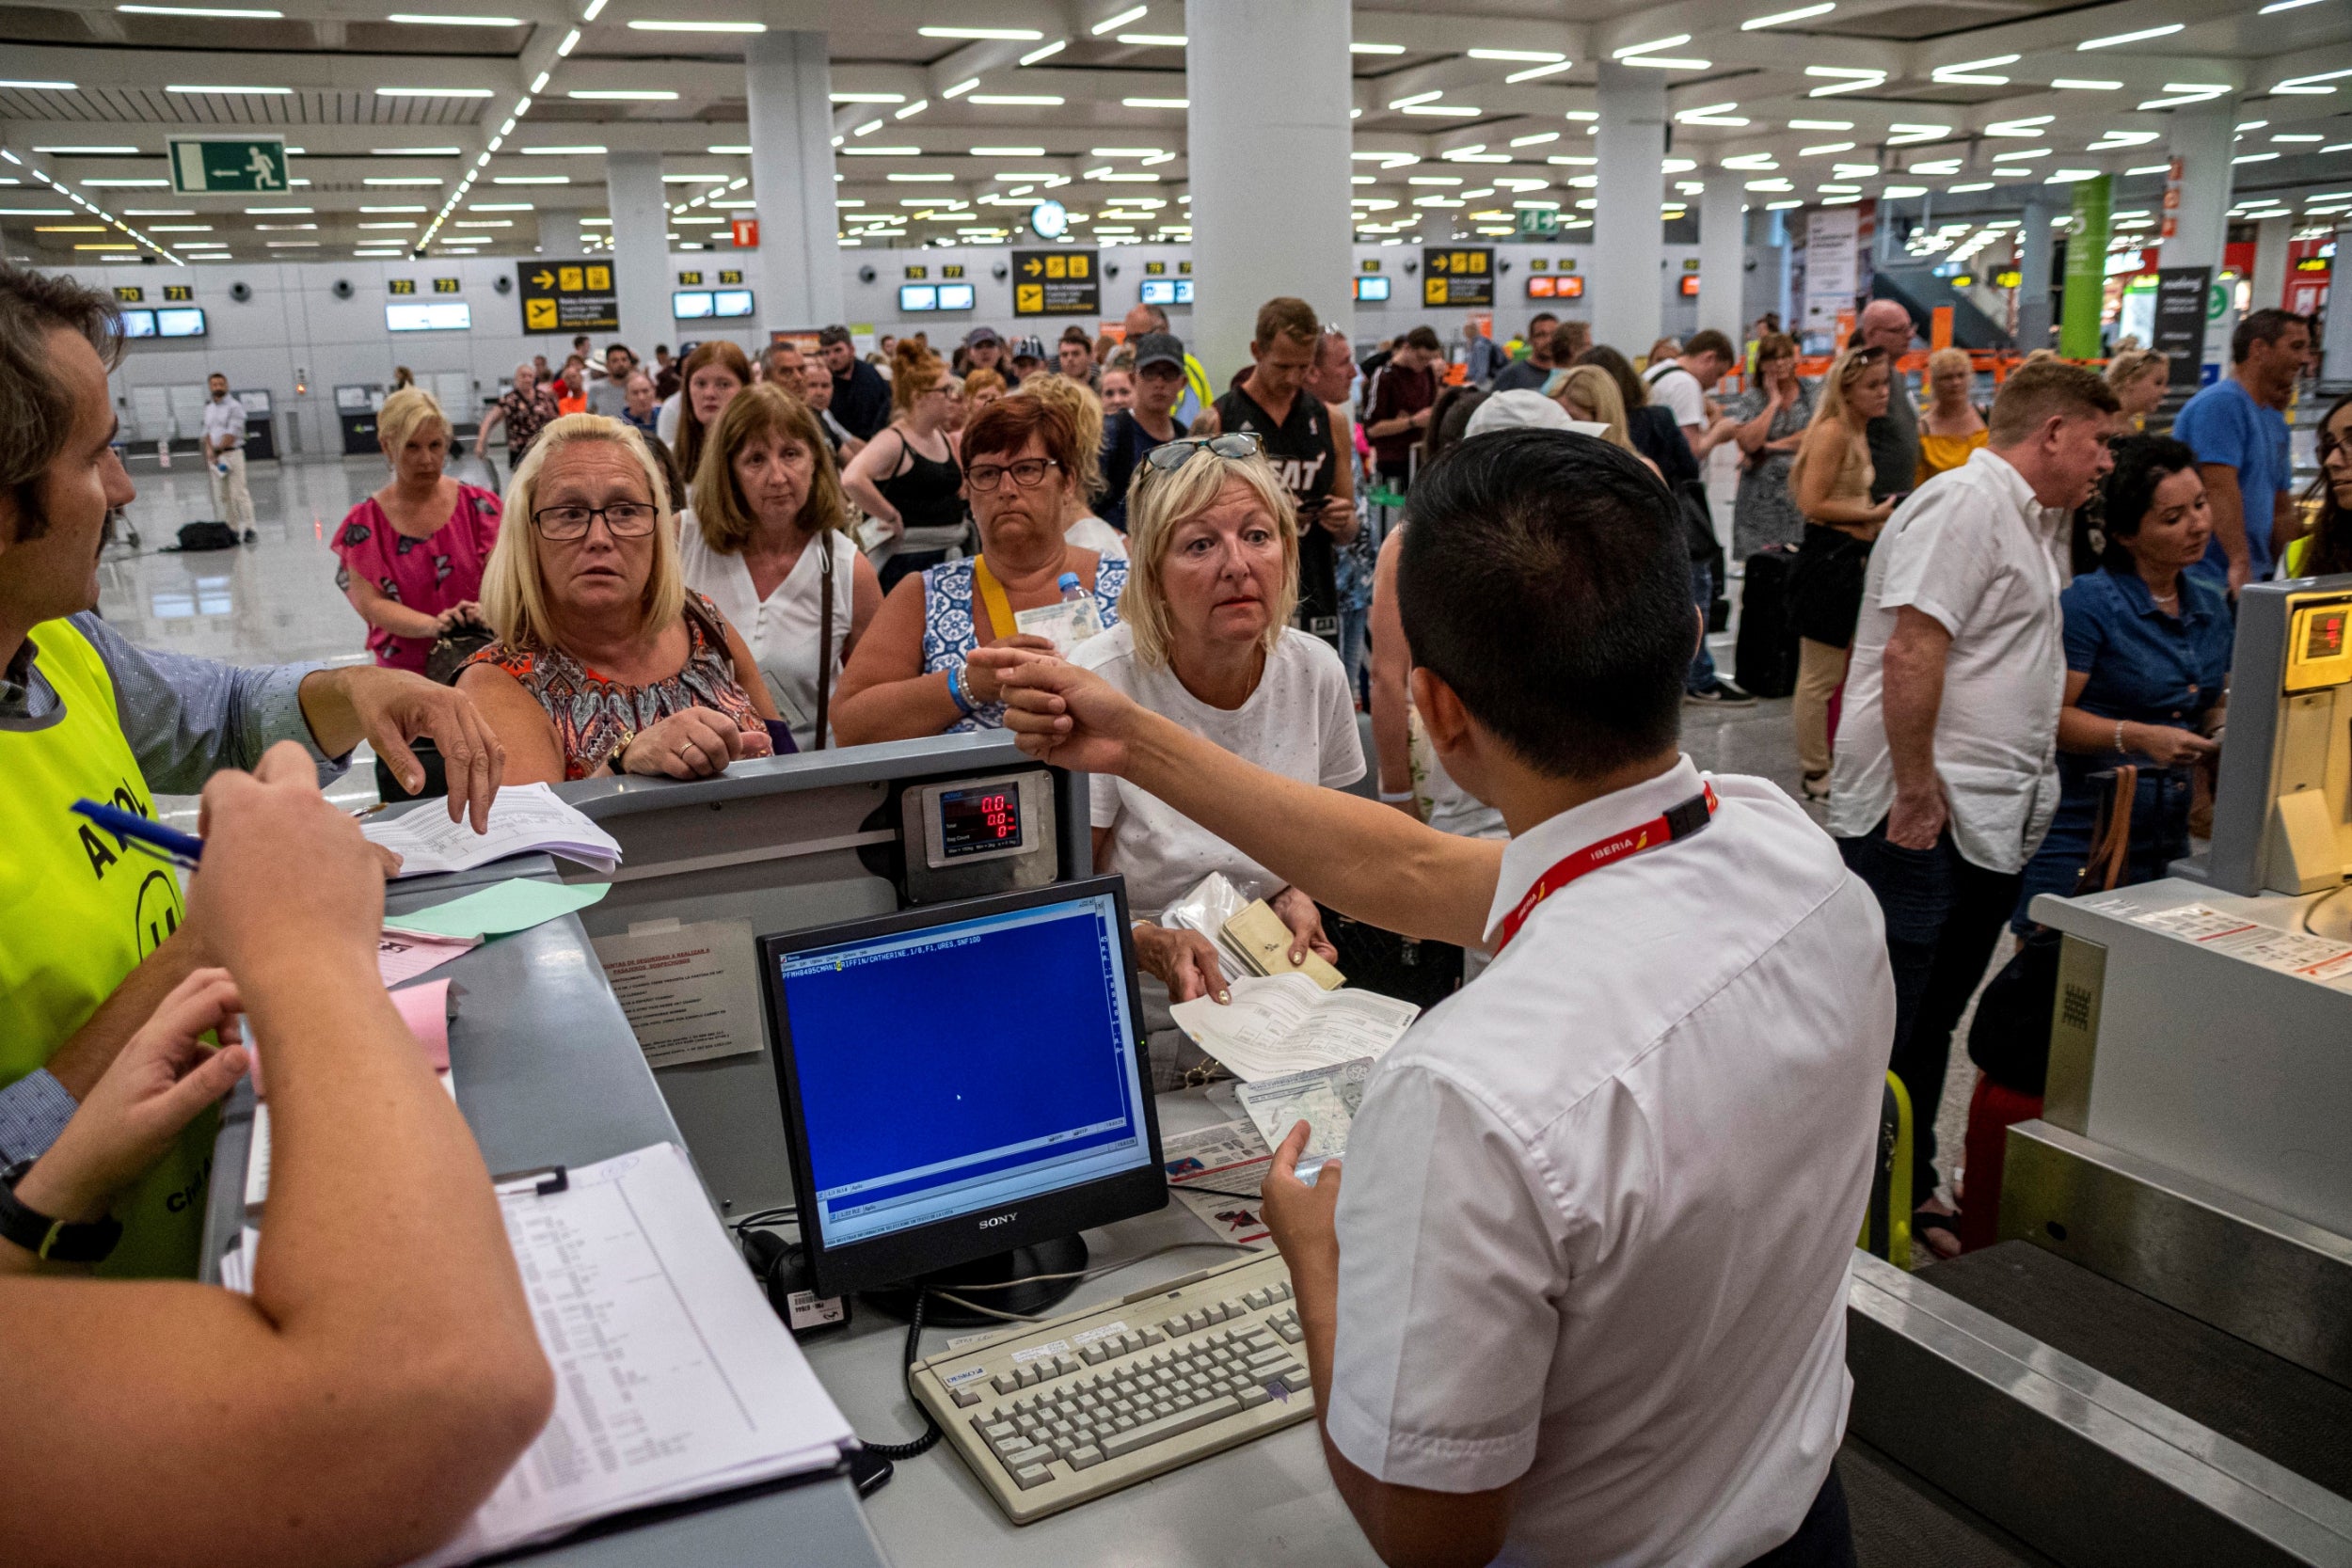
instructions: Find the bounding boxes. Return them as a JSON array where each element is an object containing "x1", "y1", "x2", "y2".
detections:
[
  {"x1": 495, "y1": 386, "x2": 563, "y2": 458},
  {"x1": 466, "y1": 591, "x2": 762, "y2": 779},
  {"x1": 920, "y1": 554, "x2": 1129, "y2": 733}
]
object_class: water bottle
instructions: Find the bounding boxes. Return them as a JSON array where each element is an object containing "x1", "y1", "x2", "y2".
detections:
[{"x1": 1057, "y1": 571, "x2": 1084, "y2": 604}]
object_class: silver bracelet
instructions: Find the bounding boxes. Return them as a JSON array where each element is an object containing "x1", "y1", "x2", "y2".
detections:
[{"x1": 2114, "y1": 720, "x2": 2126, "y2": 754}]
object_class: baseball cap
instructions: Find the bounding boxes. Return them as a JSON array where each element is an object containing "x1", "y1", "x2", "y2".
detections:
[
  {"x1": 1465, "y1": 389, "x2": 1573, "y2": 437},
  {"x1": 964, "y1": 326, "x2": 1002, "y2": 349},
  {"x1": 1009, "y1": 335, "x2": 1048, "y2": 361},
  {"x1": 1131, "y1": 331, "x2": 1185, "y2": 372}
]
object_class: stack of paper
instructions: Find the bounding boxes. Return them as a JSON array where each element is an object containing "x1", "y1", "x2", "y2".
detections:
[
  {"x1": 412, "y1": 1143, "x2": 857, "y2": 1566},
  {"x1": 1168, "y1": 974, "x2": 1421, "y2": 1082},
  {"x1": 365, "y1": 783, "x2": 623, "y2": 879}
]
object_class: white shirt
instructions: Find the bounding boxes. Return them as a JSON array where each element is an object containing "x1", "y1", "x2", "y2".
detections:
[
  {"x1": 1075, "y1": 623, "x2": 1364, "y2": 918},
  {"x1": 1827, "y1": 446, "x2": 2068, "y2": 873},
  {"x1": 657, "y1": 389, "x2": 683, "y2": 447},
  {"x1": 677, "y1": 515, "x2": 856, "y2": 751},
  {"x1": 1644, "y1": 363, "x2": 1706, "y2": 433},
  {"x1": 1327, "y1": 758, "x2": 1892, "y2": 1568},
  {"x1": 1064, "y1": 512, "x2": 1128, "y2": 561},
  {"x1": 201, "y1": 395, "x2": 246, "y2": 447}
]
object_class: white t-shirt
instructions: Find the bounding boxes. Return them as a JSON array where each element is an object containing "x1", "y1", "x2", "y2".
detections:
[
  {"x1": 1074, "y1": 622, "x2": 1364, "y2": 919},
  {"x1": 1327, "y1": 757, "x2": 1891, "y2": 1567},
  {"x1": 1644, "y1": 363, "x2": 1707, "y2": 433},
  {"x1": 657, "y1": 389, "x2": 684, "y2": 447},
  {"x1": 1827, "y1": 445, "x2": 2068, "y2": 873},
  {"x1": 677, "y1": 513, "x2": 856, "y2": 751},
  {"x1": 1064, "y1": 512, "x2": 1128, "y2": 561},
  {"x1": 201, "y1": 395, "x2": 246, "y2": 448}
]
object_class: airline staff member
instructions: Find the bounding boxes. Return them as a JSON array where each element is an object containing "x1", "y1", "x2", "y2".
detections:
[
  {"x1": 987, "y1": 430, "x2": 1890, "y2": 1568},
  {"x1": 0, "y1": 264, "x2": 503, "y2": 1276}
]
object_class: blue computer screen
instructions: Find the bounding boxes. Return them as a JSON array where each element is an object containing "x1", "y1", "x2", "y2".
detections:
[{"x1": 777, "y1": 893, "x2": 1150, "y2": 1247}]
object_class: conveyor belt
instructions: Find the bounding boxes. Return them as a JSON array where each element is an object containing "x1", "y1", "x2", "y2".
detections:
[
  {"x1": 1924, "y1": 1242, "x2": 2352, "y2": 1500},
  {"x1": 1840, "y1": 1437, "x2": 2058, "y2": 1568}
]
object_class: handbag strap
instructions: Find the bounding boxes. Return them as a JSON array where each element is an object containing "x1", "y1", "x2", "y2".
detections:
[
  {"x1": 813, "y1": 532, "x2": 836, "y2": 752},
  {"x1": 2074, "y1": 764, "x2": 2138, "y2": 895}
]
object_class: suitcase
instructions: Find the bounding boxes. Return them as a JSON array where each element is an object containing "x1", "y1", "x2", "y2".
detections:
[{"x1": 1735, "y1": 544, "x2": 1802, "y2": 699}]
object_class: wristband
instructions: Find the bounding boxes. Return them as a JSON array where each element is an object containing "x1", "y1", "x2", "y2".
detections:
[
  {"x1": 946, "y1": 661, "x2": 977, "y2": 716},
  {"x1": 0, "y1": 1159, "x2": 120, "y2": 1265},
  {"x1": 1377, "y1": 788, "x2": 1415, "y2": 803},
  {"x1": 2114, "y1": 720, "x2": 2126, "y2": 755}
]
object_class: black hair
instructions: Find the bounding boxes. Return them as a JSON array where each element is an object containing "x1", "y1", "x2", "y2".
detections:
[
  {"x1": 1422, "y1": 385, "x2": 1487, "y2": 467},
  {"x1": 2097, "y1": 435, "x2": 2200, "y2": 574},
  {"x1": 818, "y1": 324, "x2": 853, "y2": 348},
  {"x1": 2299, "y1": 390, "x2": 2352, "y2": 578},
  {"x1": 1403, "y1": 325, "x2": 1443, "y2": 355},
  {"x1": 2231, "y1": 307, "x2": 2306, "y2": 365},
  {"x1": 1397, "y1": 430, "x2": 1690, "y2": 780}
]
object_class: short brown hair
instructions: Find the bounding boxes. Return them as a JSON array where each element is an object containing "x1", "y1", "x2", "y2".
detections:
[
  {"x1": 1548, "y1": 320, "x2": 1591, "y2": 366},
  {"x1": 1253, "y1": 296, "x2": 1318, "y2": 349},
  {"x1": 1988, "y1": 360, "x2": 2120, "y2": 445},
  {"x1": 0, "y1": 264, "x2": 121, "y2": 541},
  {"x1": 1683, "y1": 328, "x2": 1735, "y2": 363},
  {"x1": 691, "y1": 383, "x2": 849, "y2": 553},
  {"x1": 1755, "y1": 331, "x2": 1799, "y2": 365},
  {"x1": 1012, "y1": 375, "x2": 1104, "y2": 500},
  {"x1": 891, "y1": 338, "x2": 947, "y2": 416},
  {"x1": 961, "y1": 390, "x2": 1083, "y2": 481},
  {"x1": 1059, "y1": 324, "x2": 1091, "y2": 345},
  {"x1": 1404, "y1": 325, "x2": 1443, "y2": 355}
]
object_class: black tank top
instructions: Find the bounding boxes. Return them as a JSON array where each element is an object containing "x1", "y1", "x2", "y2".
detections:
[
  {"x1": 1215, "y1": 384, "x2": 1343, "y2": 643},
  {"x1": 876, "y1": 428, "x2": 966, "y2": 535}
]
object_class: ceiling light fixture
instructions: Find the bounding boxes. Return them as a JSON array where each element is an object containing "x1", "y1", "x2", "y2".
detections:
[
  {"x1": 628, "y1": 18, "x2": 764, "y2": 30},
  {"x1": 831, "y1": 91, "x2": 904, "y2": 103},
  {"x1": 1090, "y1": 5, "x2": 1146, "y2": 33},
  {"x1": 1932, "y1": 54, "x2": 2018, "y2": 85},
  {"x1": 1122, "y1": 96, "x2": 1186, "y2": 108},
  {"x1": 1744, "y1": 2, "x2": 1835, "y2": 26},
  {"x1": 969, "y1": 94, "x2": 1064, "y2": 105},
  {"x1": 121, "y1": 3, "x2": 282, "y2": 13},
  {"x1": 34, "y1": 144, "x2": 139, "y2": 153},
  {"x1": 1612, "y1": 33, "x2": 1689, "y2": 57},
  {"x1": 920, "y1": 25, "x2": 1043, "y2": 40},
  {"x1": 1350, "y1": 41, "x2": 1405, "y2": 55},
  {"x1": 2051, "y1": 78, "x2": 2122, "y2": 90},
  {"x1": 1507, "y1": 61, "x2": 1578, "y2": 82},
  {"x1": 167, "y1": 83, "x2": 291, "y2": 93},
  {"x1": 1116, "y1": 33, "x2": 1185, "y2": 46},
  {"x1": 569, "y1": 89, "x2": 678, "y2": 100},
  {"x1": 1804, "y1": 66, "x2": 1885, "y2": 96},
  {"x1": 375, "y1": 86, "x2": 495, "y2": 96},
  {"x1": 387, "y1": 11, "x2": 521, "y2": 24},
  {"x1": 2137, "y1": 83, "x2": 2230, "y2": 109},
  {"x1": 2080, "y1": 23, "x2": 2184, "y2": 49}
]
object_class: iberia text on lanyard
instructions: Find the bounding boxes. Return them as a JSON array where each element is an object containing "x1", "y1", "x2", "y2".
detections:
[{"x1": 1492, "y1": 784, "x2": 1719, "y2": 954}]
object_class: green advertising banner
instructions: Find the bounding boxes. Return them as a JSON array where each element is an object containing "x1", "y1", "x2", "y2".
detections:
[{"x1": 2059, "y1": 174, "x2": 2110, "y2": 361}]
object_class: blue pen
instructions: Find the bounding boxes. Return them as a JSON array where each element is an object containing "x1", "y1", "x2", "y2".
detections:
[{"x1": 72, "y1": 799, "x2": 204, "y2": 870}]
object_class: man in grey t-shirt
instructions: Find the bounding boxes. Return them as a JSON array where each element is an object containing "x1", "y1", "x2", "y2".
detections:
[{"x1": 584, "y1": 343, "x2": 636, "y2": 418}]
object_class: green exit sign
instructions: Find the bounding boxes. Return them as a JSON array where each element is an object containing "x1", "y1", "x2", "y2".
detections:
[{"x1": 168, "y1": 137, "x2": 290, "y2": 194}]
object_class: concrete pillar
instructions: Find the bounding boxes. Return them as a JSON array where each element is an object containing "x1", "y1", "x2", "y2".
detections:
[
  {"x1": 2015, "y1": 200, "x2": 2054, "y2": 351},
  {"x1": 1184, "y1": 0, "x2": 1353, "y2": 384},
  {"x1": 604, "y1": 151, "x2": 670, "y2": 365},
  {"x1": 2250, "y1": 214, "x2": 2291, "y2": 313},
  {"x1": 2058, "y1": 174, "x2": 2109, "y2": 359},
  {"x1": 746, "y1": 30, "x2": 846, "y2": 335},
  {"x1": 1592, "y1": 61, "x2": 1666, "y2": 360},
  {"x1": 537, "y1": 209, "x2": 582, "y2": 256},
  {"x1": 1696, "y1": 174, "x2": 1744, "y2": 343},
  {"x1": 2159, "y1": 100, "x2": 2235, "y2": 277},
  {"x1": 2327, "y1": 221, "x2": 2352, "y2": 381}
]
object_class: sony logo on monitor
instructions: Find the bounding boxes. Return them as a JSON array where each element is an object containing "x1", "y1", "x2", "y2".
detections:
[{"x1": 978, "y1": 1212, "x2": 1016, "y2": 1229}]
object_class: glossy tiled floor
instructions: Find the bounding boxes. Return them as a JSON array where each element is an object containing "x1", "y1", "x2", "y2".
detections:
[{"x1": 92, "y1": 451, "x2": 1988, "y2": 1225}]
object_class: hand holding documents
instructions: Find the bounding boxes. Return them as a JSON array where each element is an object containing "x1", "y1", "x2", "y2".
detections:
[
  {"x1": 1235, "y1": 1057, "x2": 1375, "y2": 1178},
  {"x1": 1168, "y1": 974, "x2": 1420, "y2": 1082},
  {"x1": 410, "y1": 1143, "x2": 856, "y2": 1567},
  {"x1": 1221, "y1": 899, "x2": 1344, "y2": 990},
  {"x1": 364, "y1": 782, "x2": 622, "y2": 879}
]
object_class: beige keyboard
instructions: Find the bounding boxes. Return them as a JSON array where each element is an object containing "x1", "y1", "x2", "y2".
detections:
[{"x1": 911, "y1": 1249, "x2": 1314, "y2": 1523}]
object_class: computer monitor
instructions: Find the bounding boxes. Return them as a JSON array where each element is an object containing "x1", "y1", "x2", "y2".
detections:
[{"x1": 759, "y1": 876, "x2": 1165, "y2": 1316}]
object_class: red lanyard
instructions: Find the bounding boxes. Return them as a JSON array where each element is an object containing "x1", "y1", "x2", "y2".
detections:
[{"x1": 1492, "y1": 784, "x2": 1719, "y2": 954}]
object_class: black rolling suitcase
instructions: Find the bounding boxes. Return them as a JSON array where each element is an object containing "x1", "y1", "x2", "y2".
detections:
[{"x1": 1735, "y1": 544, "x2": 1801, "y2": 699}]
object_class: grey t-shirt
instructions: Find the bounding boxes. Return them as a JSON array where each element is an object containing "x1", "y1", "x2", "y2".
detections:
[
  {"x1": 1865, "y1": 379, "x2": 1919, "y2": 500},
  {"x1": 585, "y1": 378, "x2": 631, "y2": 419}
]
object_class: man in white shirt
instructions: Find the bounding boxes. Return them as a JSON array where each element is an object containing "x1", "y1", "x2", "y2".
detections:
[
  {"x1": 985, "y1": 430, "x2": 1892, "y2": 1568},
  {"x1": 1642, "y1": 328, "x2": 1740, "y2": 461},
  {"x1": 1827, "y1": 361, "x2": 2119, "y2": 1248},
  {"x1": 199, "y1": 372, "x2": 254, "y2": 532}
]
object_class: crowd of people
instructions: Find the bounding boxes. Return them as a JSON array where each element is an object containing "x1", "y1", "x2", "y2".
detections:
[{"x1": 7, "y1": 242, "x2": 2349, "y2": 1567}]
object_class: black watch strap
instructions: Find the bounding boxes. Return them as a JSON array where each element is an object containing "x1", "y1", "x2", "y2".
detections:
[{"x1": 0, "y1": 1158, "x2": 122, "y2": 1265}]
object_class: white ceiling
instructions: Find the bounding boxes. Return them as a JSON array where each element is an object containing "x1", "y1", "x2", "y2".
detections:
[{"x1": 0, "y1": 0, "x2": 2344, "y2": 263}]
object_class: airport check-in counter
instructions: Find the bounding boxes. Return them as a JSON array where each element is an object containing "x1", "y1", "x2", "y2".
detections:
[{"x1": 1840, "y1": 578, "x2": 2352, "y2": 1568}]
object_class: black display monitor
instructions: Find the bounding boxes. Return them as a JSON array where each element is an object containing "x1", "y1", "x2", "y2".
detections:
[{"x1": 758, "y1": 877, "x2": 1165, "y2": 1318}]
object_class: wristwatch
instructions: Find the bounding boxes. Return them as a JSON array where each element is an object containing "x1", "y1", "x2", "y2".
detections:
[{"x1": 0, "y1": 1158, "x2": 122, "y2": 1264}]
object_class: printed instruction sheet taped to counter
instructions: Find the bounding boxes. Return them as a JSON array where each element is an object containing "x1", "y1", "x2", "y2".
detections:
[{"x1": 591, "y1": 917, "x2": 765, "y2": 1068}]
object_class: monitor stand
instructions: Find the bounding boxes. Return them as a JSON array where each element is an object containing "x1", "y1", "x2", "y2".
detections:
[{"x1": 865, "y1": 1233, "x2": 1089, "y2": 1328}]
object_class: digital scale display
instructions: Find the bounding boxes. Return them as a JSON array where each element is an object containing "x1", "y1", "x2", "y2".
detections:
[
  {"x1": 2306, "y1": 610, "x2": 2345, "y2": 661},
  {"x1": 937, "y1": 785, "x2": 1024, "y2": 859}
]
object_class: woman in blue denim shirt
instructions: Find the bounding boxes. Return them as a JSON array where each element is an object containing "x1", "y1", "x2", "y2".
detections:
[{"x1": 2013, "y1": 436, "x2": 2232, "y2": 928}]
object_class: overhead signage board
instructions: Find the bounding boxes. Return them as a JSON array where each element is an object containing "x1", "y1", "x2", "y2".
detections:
[
  {"x1": 1011, "y1": 248, "x2": 1099, "y2": 317},
  {"x1": 168, "y1": 137, "x2": 289, "y2": 194},
  {"x1": 1422, "y1": 246, "x2": 1494, "y2": 308},
  {"x1": 517, "y1": 260, "x2": 619, "y2": 334}
]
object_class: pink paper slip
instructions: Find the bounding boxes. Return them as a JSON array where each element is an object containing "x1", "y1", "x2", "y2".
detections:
[{"x1": 392, "y1": 979, "x2": 453, "y2": 1073}]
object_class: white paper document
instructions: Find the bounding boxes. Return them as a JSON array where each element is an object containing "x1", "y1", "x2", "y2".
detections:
[
  {"x1": 411, "y1": 1142, "x2": 855, "y2": 1568},
  {"x1": 590, "y1": 918, "x2": 766, "y2": 1068},
  {"x1": 2130, "y1": 902, "x2": 2352, "y2": 983},
  {"x1": 1168, "y1": 974, "x2": 1421, "y2": 1082},
  {"x1": 365, "y1": 783, "x2": 624, "y2": 879},
  {"x1": 1234, "y1": 1058, "x2": 1375, "y2": 1179},
  {"x1": 1162, "y1": 1120, "x2": 1275, "y2": 1248}
]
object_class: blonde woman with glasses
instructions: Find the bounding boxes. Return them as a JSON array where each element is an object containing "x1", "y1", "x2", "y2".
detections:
[
  {"x1": 1073, "y1": 433, "x2": 1366, "y2": 1088},
  {"x1": 1788, "y1": 346, "x2": 1897, "y2": 800},
  {"x1": 458, "y1": 414, "x2": 779, "y2": 782}
]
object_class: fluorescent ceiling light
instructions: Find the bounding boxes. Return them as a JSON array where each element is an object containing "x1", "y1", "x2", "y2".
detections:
[
  {"x1": 34, "y1": 144, "x2": 138, "y2": 153},
  {"x1": 453, "y1": 218, "x2": 510, "y2": 226},
  {"x1": 969, "y1": 94, "x2": 1064, "y2": 105},
  {"x1": 1091, "y1": 5, "x2": 1147, "y2": 32},
  {"x1": 1991, "y1": 147, "x2": 2050, "y2": 160},
  {"x1": 895, "y1": 100, "x2": 929, "y2": 119},
  {"x1": 167, "y1": 83, "x2": 291, "y2": 93},
  {"x1": 1506, "y1": 61, "x2": 1577, "y2": 82},
  {"x1": 1801, "y1": 141, "x2": 1855, "y2": 156},
  {"x1": 2233, "y1": 151, "x2": 2280, "y2": 164},
  {"x1": 1089, "y1": 146, "x2": 1165, "y2": 157},
  {"x1": 2274, "y1": 132, "x2": 2322, "y2": 141},
  {"x1": 1124, "y1": 96, "x2": 1186, "y2": 108},
  {"x1": 469, "y1": 201, "x2": 531, "y2": 211},
  {"x1": 1613, "y1": 34, "x2": 1689, "y2": 57},
  {"x1": 357, "y1": 220, "x2": 414, "y2": 229},
  {"x1": 943, "y1": 78, "x2": 979, "y2": 99},
  {"x1": 387, "y1": 10, "x2": 519, "y2": 23},
  {"x1": 1402, "y1": 104, "x2": 1481, "y2": 116},
  {"x1": 1621, "y1": 55, "x2": 1708, "y2": 69},
  {"x1": 568, "y1": 89, "x2": 678, "y2": 100},
  {"x1": 147, "y1": 223, "x2": 212, "y2": 230},
  {"x1": 264, "y1": 240, "x2": 317, "y2": 246},
  {"x1": 629, "y1": 18, "x2": 764, "y2": 30},
  {"x1": 1984, "y1": 116, "x2": 2052, "y2": 136},
  {"x1": 830, "y1": 91, "x2": 905, "y2": 103},
  {"x1": 245, "y1": 204, "x2": 311, "y2": 213},
  {"x1": 493, "y1": 175, "x2": 567, "y2": 183},
  {"x1": 1744, "y1": 2, "x2": 1835, "y2": 26},
  {"x1": 376, "y1": 87, "x2": 495, "y2": 96},
  {"x1": 888, "y1": 172, "x2": 954, "y2": 182},
  {"x1": 2275, "y1": 68, "x2": 2352, "y2": 89},
  {"x1": 373, "y1": 146, "x2": 463, "y2": 155},
  {"x1": 1470, "y1": 48, "x2": 1565, "y2": 62},
  {"x1": 2137, "y1": 84, "x2": 2230, "y2": 109},
  {"x1": 919, "y1": 26, "x2": 1042, "y2": 40},
  {"x1": 34, "y1": 224, "x2": 104, "y2": 231},
  {"x1": 1351, "y1": 41, "x2": 1405, "y2": 55},
  {"x1": 80, "y1": 178, "x2": 167, "y2": 186},
  {"x1": 123, "y1": 207, "x2": 191, "y2": 214},
  {"x1": 972, "y1": 146, "x2": 1046, "y2": 155},
  {"x1": 1510, "y1": 131, "x2": 1560, "y2": 147},
  {"x1": 2052, "y1": 78, "x2": 2122, "y2": 90},
  {"x1": 2081, "y1": 23, "x2": 2183, "y2": 49},
  {"x1": 662, "y1": 173, "x2": 726, "y2": 182},
  {"x1": 360, "y1": 203, "x2": 427, "y2": 211},
  {"x1": 521, "y1": 145, "x2": 605, "y2": 154},
  {"x1": 120, "y1": 3, "x2": 280, "y2": 13},
  {"x1": 364, "y1": 177, "x2": 444, "y2": 186},
  {"x1": 1933, "y1": 54, "x2": 2018, "y2": 84},
  {"x1": 1805, "y1": 67, "x2": 1884, "y2": 95},
  {"x1": 1115, "y1": 34, "x2": 1185, "y2": 46},
  {"x1": 2045, "y1": 168, "x2": 2102, "y2": 182},
  {"x1": 841, "y1": 145, "x2": 919, "y2": 156},
  {"x1": 1787, "y1": 119, "x2": 1851, "y2": 131}
]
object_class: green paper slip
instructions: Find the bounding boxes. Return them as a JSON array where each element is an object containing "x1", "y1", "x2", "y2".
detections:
[{"x1": 389, "y1": 878, "x2": 610, "y2": 940}]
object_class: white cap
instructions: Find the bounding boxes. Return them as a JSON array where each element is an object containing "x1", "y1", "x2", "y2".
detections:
[{"x1": 1465, "y1": 388, "x2": 1574, "y2": 437}]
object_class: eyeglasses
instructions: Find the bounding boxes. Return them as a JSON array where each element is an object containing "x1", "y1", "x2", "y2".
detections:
[
  {"x1": 1142, "y1": 432, "x2": 1263, "y2": 473},
  {"x1": 965, "y1": 456, "x2": 1061, "y2": 493},
  {"x1": 532, "y1": 501, "x2": 659, "y2": 540}
]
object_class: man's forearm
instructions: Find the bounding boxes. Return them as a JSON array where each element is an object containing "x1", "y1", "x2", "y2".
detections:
[
  {"x1": 1881, "y1": 641, "x2": 1947, "y2": 798},
  {"x1": 2203, "y1": 468, "x2": 2249, "y2": 565},
  {"x1": 1120, "y1": 709, "x2": 1501, "y2": 949}
]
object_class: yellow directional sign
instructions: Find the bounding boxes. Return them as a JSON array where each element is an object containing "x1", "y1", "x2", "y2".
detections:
[
  {"x1": 516, "y1": 258, "x2": 617, "y2": 334},
  {"x1": 1422, "y1": 245, "x2": 1495, "y2": 308},
  {"x1": 1010, "y1": 248, "x2": 1099, "y2": 317}
]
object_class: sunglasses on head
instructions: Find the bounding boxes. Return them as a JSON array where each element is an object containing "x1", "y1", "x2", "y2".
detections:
[{"x1": 1142, "y1": 432, "x2": 1263, "y2": 473}]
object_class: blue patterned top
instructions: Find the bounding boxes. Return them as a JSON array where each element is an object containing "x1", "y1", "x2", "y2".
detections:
[{"x1": 920, "y1": 554, "x2": 1130, "y2": 732}]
